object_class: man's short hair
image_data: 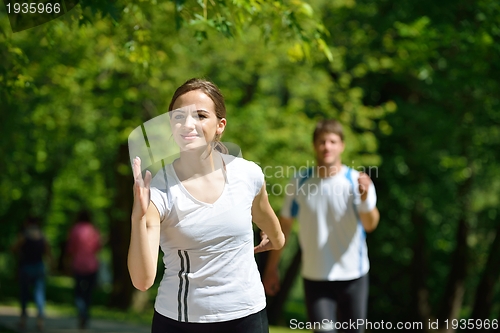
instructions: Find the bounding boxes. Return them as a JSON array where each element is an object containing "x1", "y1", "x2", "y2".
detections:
[{"x1": 313, "y1": 119, "x2": 344, "y2": 143}]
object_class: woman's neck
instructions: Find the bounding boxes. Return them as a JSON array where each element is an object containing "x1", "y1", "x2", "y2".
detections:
[{"x1": 175, "y1": 147, "x2": 224, "y2": 181}]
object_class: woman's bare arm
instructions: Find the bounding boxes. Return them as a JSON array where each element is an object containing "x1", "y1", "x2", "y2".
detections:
[
  {"x1": 127, "y1": 157, "x2": 161, "y2": 291},
  {"x1": 252, "y1": 183, "x2": 285, "y2": 253}
]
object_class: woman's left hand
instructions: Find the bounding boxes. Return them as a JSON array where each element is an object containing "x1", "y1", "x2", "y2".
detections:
[{"x1": 254, "y1": 231, "x2": 273, "y2": 253}]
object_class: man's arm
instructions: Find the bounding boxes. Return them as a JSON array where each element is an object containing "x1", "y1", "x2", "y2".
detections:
[
  {"x1": 11, "y1": 234, "x2": 24, "y2": 253},
  {"x1": 358, "y1": 172, "x2": 380, "y2": 233},
  {"x1": 359, "y1": 208, "x2": 380, "y2": 233}
]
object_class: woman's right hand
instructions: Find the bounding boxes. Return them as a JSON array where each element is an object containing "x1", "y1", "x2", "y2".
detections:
[{"x1": 132, "y1": 157, "x2": 152, "y2": 221}]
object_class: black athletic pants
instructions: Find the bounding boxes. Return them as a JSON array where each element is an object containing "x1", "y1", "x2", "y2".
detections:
[
  {"x1": 303, "y1": 274, "x2": 369, "y2": 333},
  {"x1": 151, "y1": 308, "x2": 269, "y2": 333}
]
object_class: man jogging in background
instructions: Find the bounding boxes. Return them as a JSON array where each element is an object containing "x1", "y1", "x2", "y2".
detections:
[{"x1": 263, "y1": 119, "x2": 380, "y2": 333}]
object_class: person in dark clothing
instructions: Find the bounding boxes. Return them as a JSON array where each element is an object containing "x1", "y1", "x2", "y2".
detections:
[{"x1": 12, "y1": 217, "x2": 52, "y2": 332}]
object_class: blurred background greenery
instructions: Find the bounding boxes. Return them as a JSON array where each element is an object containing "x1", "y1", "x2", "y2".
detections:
[{"x1": 1, "y1": 0, "x2": 499, "y2": 332}]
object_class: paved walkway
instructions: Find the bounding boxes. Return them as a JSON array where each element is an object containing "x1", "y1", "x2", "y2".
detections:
[{"x1": 0, "y1": 306, "x2": 150, "y2": 333}]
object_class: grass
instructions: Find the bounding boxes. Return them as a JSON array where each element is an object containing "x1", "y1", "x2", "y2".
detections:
[
  {"x1": 0, "y1": 276, "x2": 309, "y2": 333},
  {"x1": 0, "y1": 302, "x2": 307, "y2": 333},
  {"x1": 271, "y1": 326, "x2": 304, "y2": 333},
  {"x1": 0, "y1": 324, "x2": 16, "y2": 333},
  {"x1": 0, "y1": 302, "x2": 304, "y2": 333},
  {"x1": 0, "y1": 250, "x2": 311, "y2": 332}
]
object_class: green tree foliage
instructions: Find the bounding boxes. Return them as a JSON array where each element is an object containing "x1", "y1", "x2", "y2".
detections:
[
  {"x1": 266, "y1": 0, "x2": 500, "y2": 327},
  {"x1": 309, "y1": 0, "x2": 500, "y2": 326},
  {"x1": 1, "y1": 0, "x2": 499, "y2": 325},
  {"x1": 0, "y1": 0, "x2": 338, "y2": 308}
]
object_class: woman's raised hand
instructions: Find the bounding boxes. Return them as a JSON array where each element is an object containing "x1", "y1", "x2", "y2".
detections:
[{"x1": 132, "y1": 157, "x2": 152, "y2": 221}]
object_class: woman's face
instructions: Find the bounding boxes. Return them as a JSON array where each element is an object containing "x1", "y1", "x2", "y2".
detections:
[{"x1": 170, "y1": 90, "x2": 225, "y2": 151}]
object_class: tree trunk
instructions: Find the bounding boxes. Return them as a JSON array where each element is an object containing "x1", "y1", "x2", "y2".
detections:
[
  {"x1": 470, "y1": 221, "x2": 500, "y2": 320},
  {"x1": 438, "y1": 178, "x2": 472, "y2": 332},
  {"x1": 410, "y1": 200, "x2": 432, "y2": 332},
  {"x1": 108, "y1": 143, "x2": 135, "y2": 309},
  {"x1": 438, "y1": 216, "x2": 468, "y2": 332},
  {"x1": 266, "y1": 247, "x2": 302, "y2": 325}
]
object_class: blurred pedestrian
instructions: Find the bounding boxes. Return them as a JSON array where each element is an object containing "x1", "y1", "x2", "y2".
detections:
[
  {"x1": 12, "y1": 217, "x2": 51, "y2": 331},
  {"x1": 66, "y1": 210, "x2": 102, "y2": 329},
  {"x1": 263, "y1": 119, "x2": 380, "y2": 333}
]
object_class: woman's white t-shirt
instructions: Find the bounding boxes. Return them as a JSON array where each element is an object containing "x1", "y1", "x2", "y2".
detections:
[{"x1": 149, "y1": 153, "x2": 266, "y2": 323}]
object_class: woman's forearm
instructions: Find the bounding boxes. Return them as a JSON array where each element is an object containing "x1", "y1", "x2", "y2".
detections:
[
  {"x1": 252, "y1": 184, "x2": 285, "y2": 251},
  {"x1": 128, "y1": 211, "x2": 160, "y2": 291}
]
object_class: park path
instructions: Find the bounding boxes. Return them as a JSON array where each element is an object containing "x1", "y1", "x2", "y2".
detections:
[{"x1": 0, "y1": 306, "x2": 150, "y2": 333}]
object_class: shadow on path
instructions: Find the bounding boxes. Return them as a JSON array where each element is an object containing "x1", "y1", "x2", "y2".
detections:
[{"x1": 0, "y1": 306, "x2": 150, "y2": 333}]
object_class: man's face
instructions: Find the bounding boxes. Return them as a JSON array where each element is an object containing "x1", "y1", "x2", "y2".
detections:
[{"x1": 313, "y1": 132, "x2": 345, "y2": 166}]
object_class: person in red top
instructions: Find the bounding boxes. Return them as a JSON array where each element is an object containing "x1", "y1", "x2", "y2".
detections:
[{"x1": 66, "y1": 210, "x2": 101, "y2": 330}]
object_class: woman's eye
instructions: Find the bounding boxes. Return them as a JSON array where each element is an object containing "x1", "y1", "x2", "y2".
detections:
[
  {"x1": 174, "y1": 114, "x2": 185, "y2": 120},
  {"x1": 197, "y1": 114, "x2": 207, "y2": 119}
]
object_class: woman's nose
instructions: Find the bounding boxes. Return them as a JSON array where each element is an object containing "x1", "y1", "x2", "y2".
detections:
[{"x1": 183, "y1": 114, "x2": 198, "y2": 128}]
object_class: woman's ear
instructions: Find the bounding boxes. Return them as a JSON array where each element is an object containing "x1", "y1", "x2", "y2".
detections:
[{"x1": 217, "y1": 118, "x2": 227, "y2": 135}]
